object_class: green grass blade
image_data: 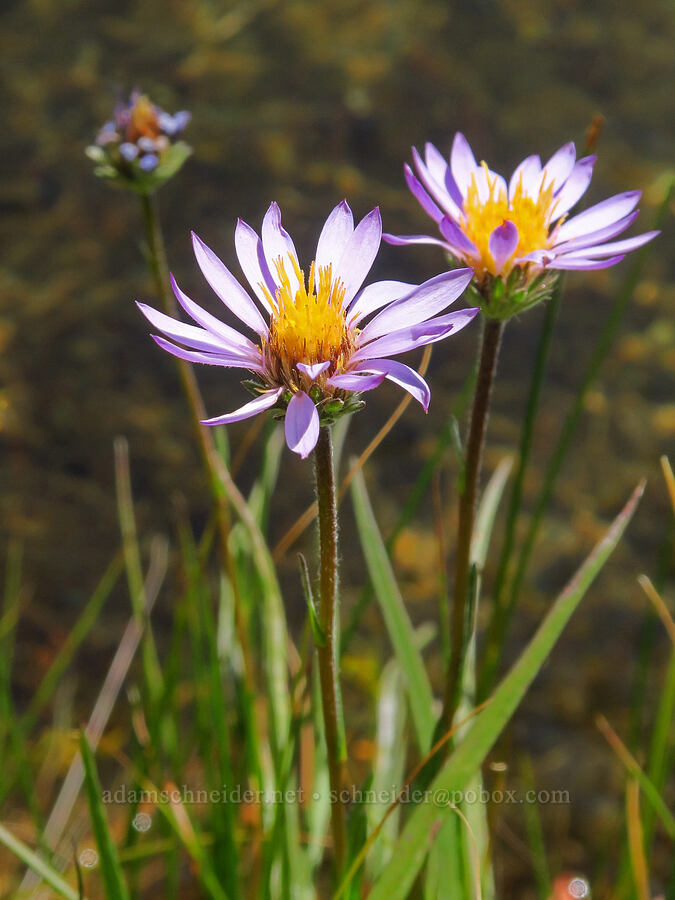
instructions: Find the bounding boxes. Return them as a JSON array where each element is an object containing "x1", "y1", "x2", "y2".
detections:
[
  {"x1": 114, "y1": 438, "x2": 166, "y2": 735},
  {"x1": 363, "y1": 481, "x2": 644, "y2": 900},
  {"x1": 350, "y1": 467, "x2": 435, "y2": 753},
  {"x1": 341, "y1": 417, "x2": 456, "y2": 655},
  {"x1": 247, "y1": 425, "x2": 284, "y2": 530},
  {"x1": 596, "y1": 714, "x2": 675, "y2": 840},
  {"x1": 367, "y1": 660, "x2": 408, "y2": 878},
  {"x1": 80, "y1": 732, "x2": 131, "y2": 900},
  {"x1": 471, "y1": 455, "x2": 514, "y2": 571},
  {"x1": 0, "y1": 821, "x2": 81, "y2": 900},
  {"x1": 520, "y1": 756, "x2": 552, "y2": 900}
]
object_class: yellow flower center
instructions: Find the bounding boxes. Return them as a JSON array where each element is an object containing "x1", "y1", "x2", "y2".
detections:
[
  {"x1": 263, "y1": 257, "x2": 353, "y2": 388},
  {"x1": 462, "y1": 163, "x2": 557, "y2": 278}
]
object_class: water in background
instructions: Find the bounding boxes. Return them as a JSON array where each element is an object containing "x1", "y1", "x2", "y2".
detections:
[{"x1": 1, "y1": 0, "x2": 673, "y2": 893}]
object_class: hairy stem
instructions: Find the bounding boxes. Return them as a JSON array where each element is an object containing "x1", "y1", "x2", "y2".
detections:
[
  {"x1": 314, "y1": 426, "x2": 348, "y2": 874},
  {"x1": 441, "y1": 317, "x2": 504, "y2": 733}
]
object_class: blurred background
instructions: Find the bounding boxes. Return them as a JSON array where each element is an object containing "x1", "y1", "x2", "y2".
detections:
[{"x1": 1, "y1": 0, "x2": 673, "y2": 895}]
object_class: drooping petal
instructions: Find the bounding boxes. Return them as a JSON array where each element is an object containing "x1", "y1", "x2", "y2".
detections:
[
  {"x1": 335, "y1": 207, "x2": 382, "y2": 305},
  {"x1": 326, "y1": 372, "x2": 386, "y2": 392},
  {"x1": 347, "y1": 279, "x2": 418, "y2": 324},
  {"x1": 488, "y1": 220, "x2": 519, "y2": 274},
  {"x1": 315, "y1": 200, "x2": 354, "y2": 271},
  {"x1": 546, "y1": 254, "x2": 626, "y2": 271},
  {"x1": 284, "y1": 391, "x2": 320, "y2": 458},
  {"x1": 201, "y1": 388, "x2": 284, "y2": 426},
  {"x1": 509, "y1": 154, "x2": 542, "y2": 200},
  {"x1": 450, "y1": 132, "x2": 479, "y2": 198},
  {"x1": 541, "y1": 142, "x2": 576, "y2": 192},
  {"x1": 553, "y1": 210, "x2": 639, "y2": 253},
  {"x1": 556, "y1": 190, "x2": 641, "y2": 243},
  {"x1": 358, "y1": 268, "x2": 474, "y2": 345},
  {"x1": 558, "y1": 230, "x2": 658, "y2": 259},
  {"x1": 152, "y1": 335, "x2": 265, "y2": 371},
  {"x1": 138, "y1": 301, "x2": 255, "y2": 358},
  {"x1": 410, "y1": 307, "x2": 481, "y2": 340},
  {"x1": 438, "y1": 217, "x2": 479, "y2": 257},
  {"x1": 261, "y1": 201, "x2": 301, "y2": 294},
  {"x1": 353, "y1": 358, "x2": 431, "y2": 410},
  {"x1": 170, "y1": 275, "x2": 261, "y2": 356},
  {"x1": 297, "y1": 361, "x2": 331, "y2": 380},
  {"x1": 404, "y1": 163, "x2": 444, "y2": 223},
  {"x1": 191, "y1": 232, "x2": 268, "y2": 335},
  {"x1": 551, "y1": 155, "x2": 596, "y2": 218},
  {"x1": 234, "y1": 219, "x2": 276, "y2": 313}
]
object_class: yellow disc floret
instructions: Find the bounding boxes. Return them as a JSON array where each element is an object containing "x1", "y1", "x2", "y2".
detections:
[
  {"x1": 263, "y1": 257, "x2": 354, "y2": 389},
  {"x1": 462, "y1": 163, "x2": 557, "y2": 279}
]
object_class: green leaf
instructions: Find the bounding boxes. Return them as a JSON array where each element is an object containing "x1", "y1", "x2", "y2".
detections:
[
  {"x1": 153, "y1": 141, "x2": 192, "y2": 180},
  {"x1": 80, "y1": 732, "x2": 131, "y2": 900},
  {"x1": 350, "y1": 467, "x2": 435, "y2": 753},
  {"x1": 298, "y1": 552, "x2": 326, "y2": 646},
  {"x1": 364, "y1": 481, "x2": 644, "y2": 900},
  {"x1": 0, "y1": 821, "x2": 81, "y2": 900}
]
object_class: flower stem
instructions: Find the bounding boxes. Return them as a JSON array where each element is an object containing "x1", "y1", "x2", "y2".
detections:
[
  {"x1": 440, "y1": 317, "x2": 504, "y2": 733},
  {"x1": 138, "y1": 191, "x2": 258, "y2": 708},
  {"x1": 314, "y1": 425, "x2": 348, "y2": 874},
  {"x1": 478, "y1": 285, "x2": 561, "y2": 700}
]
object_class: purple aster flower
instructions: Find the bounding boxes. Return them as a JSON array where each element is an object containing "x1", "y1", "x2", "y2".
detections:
[
  {"x1": 138, "y1": 201, "x2": 479, "y2": 458},
  {"x1": 384, "y1": 133, "x2": 658, "y2": 315},
  {"x1": 88, "y1": 91, "x2": 191, "y2": 192}
]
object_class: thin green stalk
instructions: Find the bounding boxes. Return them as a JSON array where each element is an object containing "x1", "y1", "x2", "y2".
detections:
[
  {"x1": 479, "y1": 282, "x2": 562, "y2": 698},
  {"x1": 138, "y1": 191, "x2": 260, "y2": 732},
  {"x1": 441, "y1": 318, "x2": 504, "y2": 733},
  {"x1": 314, "y1": 425, "x2": 348, "y2": 875},
  {"x1": 505, "y1": 180, "x2": 673, "y2": 623}
]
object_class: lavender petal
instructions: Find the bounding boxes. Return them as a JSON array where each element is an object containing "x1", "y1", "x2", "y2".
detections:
[
  {"x1": 202, "y1": 388, "x2": 284, "y2": 426},
  {"x1": 191, "y1": 232, "x2": 268, "y2": 335},
  {"x1": 335, "y1": 207, "x2": 382, "y2": 305},
  {"x1": 315, "y1": 200, "x2": 354, "y2": 271},
  {"x1": 488, "y1": 220, "x2": 519, "y2": 274},
  {"x1": 556, "y1": 190, "x2": 642, "y2": 243},
  {"x1": 353, "y1": 358, "x2": 430, "y2": 410},
  {"x1": 284, "y1": 391, "x2": 320, "y2": 458},
  {"x1": 234, "y1": 218, "x2": 276, "y2": 313},
  {"x1": 357, "y1": 268, "x2": 473, "y2": 345}
]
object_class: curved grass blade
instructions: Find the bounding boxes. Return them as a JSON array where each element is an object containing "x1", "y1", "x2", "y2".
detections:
[
  {"x1": 596, "y1": 714, "x2": 675, "y2": 839},
  {"x1": 365, "y1": 481, "x2": 644, "y2": 900},
  {"x1": 350, "y1": 466, "x2": 435, "y2": 752}
]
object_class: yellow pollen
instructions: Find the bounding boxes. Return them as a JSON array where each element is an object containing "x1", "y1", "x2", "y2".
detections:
[
  {"x1": 462, "y1": 162, "x2": 557, "y2": 278},
  {"x1": 262, "y1": 257, "x2": 352, "y2": 388}
]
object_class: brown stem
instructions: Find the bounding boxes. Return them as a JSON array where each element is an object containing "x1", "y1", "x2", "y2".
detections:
[
  {"x1": 314, "y1": 426, "x2": 348, "y2": 875},
  {"x1": 440, "y1": 317, "x2": 504, "y2": 734}
]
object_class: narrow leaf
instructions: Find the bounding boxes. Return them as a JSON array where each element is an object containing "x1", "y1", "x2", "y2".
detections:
[
  {"x1": 80, "y1": 732, "x2": 131, "y2": 900},
  {"x1": 351, "y1": 467, "x2": 435, "y2": 752},
  {"x1": 366, "y1": 481, "x2": 644, "y2": 900}
]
